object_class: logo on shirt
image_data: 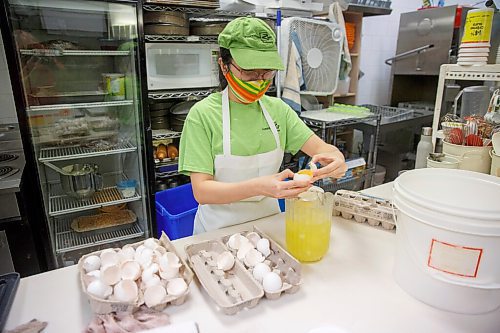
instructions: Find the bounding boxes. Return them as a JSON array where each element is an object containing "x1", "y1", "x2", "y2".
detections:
[{"x1": 262, "y1": 121, "x2": 280, "y2": 132}]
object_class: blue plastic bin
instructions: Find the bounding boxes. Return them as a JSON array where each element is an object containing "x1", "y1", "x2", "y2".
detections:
[{"x1": 155, "y1": 183, "x2": 198, "y2": 240}]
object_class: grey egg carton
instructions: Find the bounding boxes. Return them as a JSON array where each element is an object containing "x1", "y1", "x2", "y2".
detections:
[
  {"x1": 184, "y1": 227, "x2": 302, "y2": 315},
  {"x1": 184, "y1": 240, "x2": 264, "y2": 315},
  {"x1": 79, "y1": 232, "x2": 194, "y2": 314},
  {"x1": 333, "y1": 189, "x2": 396, "y2": 230},
  {"x1": 220, "y1": 227, "x2": 302, "y2": 299}
]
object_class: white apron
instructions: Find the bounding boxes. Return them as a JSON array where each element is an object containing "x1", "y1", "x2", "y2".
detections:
[{"x1": 193, "y1": 88, "x2": 284, "y2": 233}]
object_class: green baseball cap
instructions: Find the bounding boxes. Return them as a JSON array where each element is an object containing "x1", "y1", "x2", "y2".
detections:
[{"x1": 218, "y1": 16, "x2": 285, "y2": 71}]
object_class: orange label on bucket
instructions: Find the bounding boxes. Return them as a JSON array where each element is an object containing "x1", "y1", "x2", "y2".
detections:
[{"x1": 428, "y1": 239, "x2": 482, "y2": 278}]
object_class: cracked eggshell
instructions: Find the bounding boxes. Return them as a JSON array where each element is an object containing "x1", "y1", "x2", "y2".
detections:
[
  {"x1": 114, "y1": 280, "x2": 138, "y2": 303},
  {"x1": 237, "y1": 241, "x2": 254, "y2": 261},
  {"x1": 159, "y1": 252, "x2": 181, "y2": 272},
  {"x1": 252, "y1": 262, "x2": 271, "y2": 283},
  {"x1": 86, "y1": 270, "x2": 101, "y2": 281},
  {"x1": 118, "y1": 247, "x2": 136, "y2": 262},
  {"x1": 166, "y1": 278, "x2": 188, "y2": 296},
  {"x1": 142, "y1": 273, "x2": 161, "y2": 290},
  {"x1": 159, "y1": 265, "x2": 179, "y2": 280},
  {"x1": 216, "y1": 251, "x2": 235, "y2": 271},
  {"x1": 262, "y1": 271, "x2": 282, "y2": 293},
  {"x1": 293, "y1": 173, "x2": 312, "y2": 182},
  {"x1": 121, "y1": 260, "x2": 141, "y2": 281},
  {"x1": 244, "y1": 248, "x2": 265, "y2": 267},
  {"x1": 144, "y1": 284, "x2": 167, "y2": 308},
  {"x1": 101, "y1": 264, "x2": 121, "y2": 286},
  {"x1": 138, "y1": 248, "x2": 153, "y2": 268},
  {"x1": 144, "y1": 238, "x2": 159, "y2": 250},
  {"x1": 143, "y1": 263, "x2": 159, "y2": 276},
  {"x1": 83, "y1": 255, "x2": 101, "y2": 272},
  {"x1": 134, "y1": 245, "x2": 146, "y2": 261},
  {"x1": 227, "y1": 233, "x2": 250, "y2": 250},
  {"x1": 245, "y1": 232, "x2": 261, "y2": 247},
  {"x1": 87, "y1": 280, "x2": 112, "y2": 299},
  {"x1": 100, "y1": 249, "x2": 119, "y2": 268},
  {"x1": 256, "y1": 238, "x2": 271, "y2": 257}
]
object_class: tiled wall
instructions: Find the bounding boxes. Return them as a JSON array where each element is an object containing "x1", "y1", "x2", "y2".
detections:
[
  {"x1": 357, "y1": 0, "x2": 476, "y2": 106},
  {"x1": 0, "y1": 33, "x2": 17, "y2": 124}
]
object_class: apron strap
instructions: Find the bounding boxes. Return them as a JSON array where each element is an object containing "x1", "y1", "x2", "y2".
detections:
[{"x1": 221, "y1": 87, "x2": 281, "y2": 155}]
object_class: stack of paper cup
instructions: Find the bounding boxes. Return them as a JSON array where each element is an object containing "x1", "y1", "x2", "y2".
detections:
[{"x1": 457, "y1": 8, "x2": 494, "y2": 66}]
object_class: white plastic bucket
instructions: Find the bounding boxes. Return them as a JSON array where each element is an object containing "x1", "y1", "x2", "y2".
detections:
[
  {"x1": 393, "y1": 168, "x2": 500, "y2": 314},
  {"x1": 426, "y1": 155, "x2": 459, "y2": 169},
  {"x1": 443, "y1": 141, "x2": 492, "y2": 174},
  {"x1": 490, "y1": 150, "x2": 500, "y2": 176}
]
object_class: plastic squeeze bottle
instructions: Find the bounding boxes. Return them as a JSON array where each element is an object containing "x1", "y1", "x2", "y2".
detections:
[{"x1": 415, "y1": 127, "x2": 433, "y2": 169}]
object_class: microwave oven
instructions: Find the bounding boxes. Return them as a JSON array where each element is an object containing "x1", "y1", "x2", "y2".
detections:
[{"x1": 145, "y1": 43, "x2": 220, "y2": 90}]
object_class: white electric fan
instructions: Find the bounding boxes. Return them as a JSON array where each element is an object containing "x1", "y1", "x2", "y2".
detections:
[{"x1": 280, "y1": 17, "x2": 343, "y2": 96}]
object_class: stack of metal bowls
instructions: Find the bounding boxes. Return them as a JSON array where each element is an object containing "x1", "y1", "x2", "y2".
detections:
[
  {"x1": 169, "y1": 100, "x2": 197, "y2": 132},
  {"x1": 143, "y1": 11, "x2": 189, "y2": 35},
  {"x1": 150, "y1": 102, "x2": 173, "y2": 130}
]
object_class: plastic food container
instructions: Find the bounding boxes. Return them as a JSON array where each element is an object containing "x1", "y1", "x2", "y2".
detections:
[{"x1": 117, "y1": 179, "x2": 136, "y2": 198}]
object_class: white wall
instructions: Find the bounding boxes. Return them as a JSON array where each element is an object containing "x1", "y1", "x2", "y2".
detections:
[
  {"x1": 0, "y1": 33, "x2": 18, "y2": 124},
  {"x1": 357, "y1": 0, "x2": 482, "y2": 106}
]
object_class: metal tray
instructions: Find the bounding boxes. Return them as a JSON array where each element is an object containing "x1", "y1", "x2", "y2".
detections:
[
  {"x1": 0, "y1": 272, "x2": 20, "y2": 332},
  {"x1": 30, "y1": 91, "x2": 108, "y2": 105}
]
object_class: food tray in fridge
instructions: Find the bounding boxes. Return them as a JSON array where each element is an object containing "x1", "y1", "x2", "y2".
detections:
[
  {"x1": 185, "y1": 227, "x2": 302, "y2": 315},
  {"x1": 333, "y1": 189, "x2": 396, "y2": 230},
  {"x1": 30, "y1": 91, "x2": 108, "y2": 105},
  {"x1": 79, "y1": 232, "x2": 194, "y2": 314},
  {"x1": 71, "y1": 209, "x2": 137, "y2": 233}
]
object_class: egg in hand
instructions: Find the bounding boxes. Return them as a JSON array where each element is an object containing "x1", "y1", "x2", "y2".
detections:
[{"x1": 293, "y1": 169, "x2": 314, "y2": 182}]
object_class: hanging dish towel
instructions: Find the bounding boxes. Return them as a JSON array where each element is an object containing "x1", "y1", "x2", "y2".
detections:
[
  {"x1": 282, "y1": 31, "x2": 306, "y2": 114},
  {"x1": 329, "y1": 2, "x2": 352, "y2": 81}
]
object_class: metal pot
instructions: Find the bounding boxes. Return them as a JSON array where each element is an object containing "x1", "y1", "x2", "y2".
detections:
[
  {"x1": 60, "y1": 164, "x2": 103, "y2": 200},
  {"x1": 45, "y1": 162, "x2": 103, "y2": 200}
]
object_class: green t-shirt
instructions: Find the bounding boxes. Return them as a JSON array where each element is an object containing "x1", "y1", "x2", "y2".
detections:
[{"x1": 178, "y1": 92, "x2": 313, "y2": 176}]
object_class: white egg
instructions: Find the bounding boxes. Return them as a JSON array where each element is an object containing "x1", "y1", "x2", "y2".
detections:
[
  {"x1": 83, "y1": 255, "x2": 101, "y2": 272},
  {"x1": 166, "y1": 278, "x2": 188, "y2": 296},
  {"x1": 245, "y1": 232, "x2": 261, "y2": 247},
  {"x1": 256, "y1": 238, "x2": 271, "y2": 257},
  {"x1": 293, "y1": 173, "x2": 312, "y2": 182},
  {"x1": 101, "y1": 264, "x2": 121, "y2": 286},
  {"x1": 309, "y1": 161, "x2": 318, "y2": 171},
  {"x1": 119, "y1": 247, "x2": 136, "y2": 262},
  {"x1": 87, "y1": 280, "x2": 112, "y2": 299},
  {"x1": 262, "y1": 272, "x2": 282, "y2": 293},
  {"x1": 121, "y1": 261, "x2": 141, "y2": 281},
  {"x1": 244, "y1": 248, "x2": 265, "y2": 268},
  {"x1": 100, "y1": 249, "x2": 119, "y2": 268},
  {"x1": 114, "y1": 280, "x2": 138, "y2": 303},
  {"x1": 237, "y1": 241, "x2": 254, "y2": 261},
  {"x1": 216, "y1": 251, "x2": 235, "y2": 271},
  {"x1": 144, "y1": 238, "x2": 159, "y2": 250},
  {"x1": 144, "y1": 284, "x2": 167, "y2": 308},
  {"x1": 252, "y1": 262, "x2": 271, "y2": 283}
]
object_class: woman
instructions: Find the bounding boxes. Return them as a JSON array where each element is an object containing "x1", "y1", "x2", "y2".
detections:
[{"x1": 179, "y1": 17, "x2": 347, "y2": 233}]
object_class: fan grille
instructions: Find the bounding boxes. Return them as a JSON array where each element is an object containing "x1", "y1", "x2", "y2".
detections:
[{"x1": 287, "y1": 19, "x2": 342, "y2": 95}]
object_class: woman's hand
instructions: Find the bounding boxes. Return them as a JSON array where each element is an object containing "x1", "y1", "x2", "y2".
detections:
[
  {"x1": 256, "y1": 169, "x2": 311, "y2": 199},
  {"x1": 310, "y1": 151, "x2": 348, "y2": 182}
]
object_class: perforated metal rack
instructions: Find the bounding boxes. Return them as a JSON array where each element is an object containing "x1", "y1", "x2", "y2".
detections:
[
  {"x1": 20, "y1": 49, "x2": 130, "y2": 56},
  {"x1": 149, "y1": 88, "x2": 217, "y2": 100},
  {"x1": 152, "y1": 129, "x2": 182, "y2": 140},
  {"x1": 49, "y1": 185, "x2": 142, "y2": 216},
  {"x1": 145, "y1": 35, "x2": 218, "y2": 43},
  {"x1": 54, "y1": 217, "x2": 143, "y2": 253},
  {"x1": 27, "y1": 100, "x2": 133, "y2": 112}
]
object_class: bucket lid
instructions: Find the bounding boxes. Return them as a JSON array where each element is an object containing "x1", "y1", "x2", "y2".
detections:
[{"x1": 394, "y1": 169, "x2": 500, "y2": 222}]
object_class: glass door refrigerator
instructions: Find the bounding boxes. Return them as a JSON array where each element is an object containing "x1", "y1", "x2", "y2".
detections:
[{"x1": 0, "y1": 0, "x2": 154, "y2": 269}]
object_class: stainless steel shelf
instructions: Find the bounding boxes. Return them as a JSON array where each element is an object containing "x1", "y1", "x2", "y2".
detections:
[
  {"x1": 145, "y1": 35, "x2": 218, "y2": 43},
  {"x1": 143, "y1": 4, "x2": 250, "y2": 16},
  {"x1": 20, "y1": 49, "x2": 130, "y2": 57},
  {"x1": 54, "y1": 217, "x2": 143, "y2": 253},
  {"x1": 155, "y1": 170, "x2": 179, "y2": 178},
  {"x1": 27, "y1": 100, "x2": 133, "y2": 112},
  {"x1": 152, "y1": 129, "x2": 182, "y2": 140},
  {"x1": 155, "y1": 158, "x2": 178, "y2": 167},
  {"x1": 301, "y1": 114, "x2": 380, "y2": 128},
  {"x1": 39, "y1": 141, "x2": 137, "y2": 162},
  {"x1": 49, "y1": 185, "x2": 142, "y2": 217},
  {"x1": 149, "y1": 88, "x2": 216, "y2": 100}
]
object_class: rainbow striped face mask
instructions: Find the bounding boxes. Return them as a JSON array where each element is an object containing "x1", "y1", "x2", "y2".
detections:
[{"x1": 225, "y1": 71, "x2": 271, "y2": 104}]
